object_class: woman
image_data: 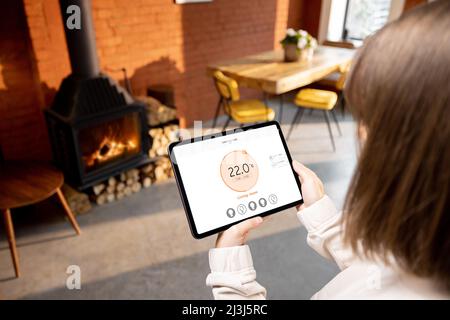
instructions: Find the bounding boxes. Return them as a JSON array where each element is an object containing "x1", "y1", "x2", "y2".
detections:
[{"x1": 206, "y1": 0, "x2": 450, "y2": 299}]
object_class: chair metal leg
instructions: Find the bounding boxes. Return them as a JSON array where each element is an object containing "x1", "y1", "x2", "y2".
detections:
[
  {"x1": 263, "y1": 92, "x2": 269, "y2": 106},
  {"x1": 222, "y1": 116, "x2": 231, "y2": 131},
  {"x1": 56, "y1": 188, "x2": 81, "y2": 235},
  {"x1": 287, "y1": 108, "x2": 305, "y2": 140},
  {"x1": 263, "y1": 92, "x2": 270, "y2": 122},
  {"x1": 212, "y1": 97, "x2": 223, "y2": 129},
  {"x1": 278, "y1": 94, "x2": 283, "y2": 123},
  {"x1": 3, "y1": 209, "x2": 20, "y2": 277},
  {"x1": 323, "y1": 111, "x2": 336, "y2": 152},
  {"x1": 331, "y1": 109, "x2": 342, "y2": 136},
  {"x1": 338, "y1": 93, "x2": 346, "y2": 118}
]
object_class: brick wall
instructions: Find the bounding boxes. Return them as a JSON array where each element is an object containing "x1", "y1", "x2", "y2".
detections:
[
  {"x1": 403, "y1": 0, "x2": 428, "y2": 12},
  {"x1": 300, "y1": 0, "x2": 321, "y2": 38},
  {"x1": 25, "y1": 0, "x2": 307, "y2": 126},
  {"x1": 1, "y1": 0, "x2": 310, "y2": 160},
  {"x1": 0, "y1": 1, "x2": 50, "y2": 160},
  {"x1": 23, "y1": 0, "x2": 70, "y2": 107},
  {"x1": 92, "y1": 0, "x2": 306, "y2": 127}
]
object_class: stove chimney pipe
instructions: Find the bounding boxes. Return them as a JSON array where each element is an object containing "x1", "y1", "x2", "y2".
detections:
[{"x1": 59, "y1": 0, "x2": 100, "y2": 78}]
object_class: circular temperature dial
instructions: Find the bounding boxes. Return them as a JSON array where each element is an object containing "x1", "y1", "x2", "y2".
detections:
[{"x1": 220, "y1": 150, "x2": 259, "y2": 192}]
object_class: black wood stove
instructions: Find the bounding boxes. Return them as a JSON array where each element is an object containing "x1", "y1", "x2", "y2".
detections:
[{"x1": 45, "y1": 0, "x2": 150, "y2": 190}]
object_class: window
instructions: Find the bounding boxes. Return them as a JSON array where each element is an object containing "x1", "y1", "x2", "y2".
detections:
[
  {"x1": 325, "y1": 0, "x2": 396, "y2": 43},
  {"x1": 344, "y1": 0, "x2": 392, "y2": 40}
]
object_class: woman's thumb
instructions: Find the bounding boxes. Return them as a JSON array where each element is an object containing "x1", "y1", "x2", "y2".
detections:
[
  {"x1": 234, "y1": 216, "x2": 263, "y2": 235},
  {"x1": 292, "y1": 160, "x2": 308, "y2": 183}
]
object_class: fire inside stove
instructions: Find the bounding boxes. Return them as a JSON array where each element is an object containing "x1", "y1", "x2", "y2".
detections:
[
  {"x1": 79, "y1": 113, "x2": 142, "y2": 173},
  {"x1": 85, "y1": 136, "x2": 137, "y2": 167}
]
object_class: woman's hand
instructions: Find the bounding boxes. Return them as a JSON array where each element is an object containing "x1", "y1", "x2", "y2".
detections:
[
  {"x1": 215, "y1": 216, "x2": 264, "y2": 248},
  {"x1": 292, "y1": 160, "x2": 325, "y2": 209}
]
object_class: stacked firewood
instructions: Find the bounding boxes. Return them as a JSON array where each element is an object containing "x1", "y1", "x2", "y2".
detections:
[
  {"x1": 149, "y1": 124, "x2": 179, "y2": 158},
  {"x1": 144, "y1": 157, "x2": 174, "y2": 182},
  {"x1": 137, "y1": 96, "x2": 177, "y2": 127},
  {"x1": 61, "y1": 184, "x2": 92, "y2": 215},
  {"x1": 137, "y1": 94, "x2": 179, "y2": 158},
  {"x1": 90, "y1": 157, "x2": 173, "y2": 205}
]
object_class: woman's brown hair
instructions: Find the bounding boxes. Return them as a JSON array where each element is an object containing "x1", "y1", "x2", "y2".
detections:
[{"x1": 344, "y1": 0, "x2": 450, "y2": 288}]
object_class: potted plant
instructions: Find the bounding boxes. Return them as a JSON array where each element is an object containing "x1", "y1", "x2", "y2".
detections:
[{"x1": 281, "y1": 29, "x2": 318, "y2": 62}]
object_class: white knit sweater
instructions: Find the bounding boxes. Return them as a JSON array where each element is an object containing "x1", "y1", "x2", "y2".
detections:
[{"x1": 206, "y1": 196, "x2": 449, "y2": 300}]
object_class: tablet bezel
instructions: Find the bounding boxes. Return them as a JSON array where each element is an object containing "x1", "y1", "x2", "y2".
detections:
[{"x1": 168, "y1": 121, "x2": 303, "y2": 239}]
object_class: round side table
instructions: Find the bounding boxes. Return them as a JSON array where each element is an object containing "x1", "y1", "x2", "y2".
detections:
[{"x1": 0, "y1": 162, "x2": 81, "y2": 278}]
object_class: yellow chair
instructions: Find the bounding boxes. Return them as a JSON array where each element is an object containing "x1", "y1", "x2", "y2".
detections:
[
  {"x1": 212, "y1": 71, "x2": 275, "y2": 130},
  {"x1": 313, "y1": 62, "x2": 351, "y2": 116},
  {"x1": 287, "y1": 88, "x2": 341, "y2": 151}
]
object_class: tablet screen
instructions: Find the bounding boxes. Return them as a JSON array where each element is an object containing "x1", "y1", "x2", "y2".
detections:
[{"x1": 171, "y1": 123, "x2": 302, "y2": 237}]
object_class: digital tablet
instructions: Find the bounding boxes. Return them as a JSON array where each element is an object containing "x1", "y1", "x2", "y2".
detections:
[{"x1": 168, "y1": 121, "x2": 303, "y2": 239}]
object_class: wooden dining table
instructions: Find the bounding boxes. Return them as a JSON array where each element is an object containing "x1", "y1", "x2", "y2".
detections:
[{"x1": 207, "y1": 45, "x2": 355, "y2": 121}]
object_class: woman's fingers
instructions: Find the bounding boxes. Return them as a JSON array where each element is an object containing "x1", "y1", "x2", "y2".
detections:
[
  {"x1": 233, "y1": 216, "x2": 263, "y2": 235},
  {"x1": 293, "y1": 160, "x2": 318, "y2": 183},
  {"x1": 215, "y1": 216, "x2": 264, "y2": 248},
  {"x1": 292, "y1": 160, "x2": 308, "y2": 183},
  {"x1": 319, "y1": 179, "x2": 325, "y2": 194},
  {"x1": 292, "y1": 160, "x2": 325, "y2": 208}
]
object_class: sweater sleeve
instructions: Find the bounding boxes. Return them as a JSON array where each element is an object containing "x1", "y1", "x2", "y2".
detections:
[
  {"x1": 206, "y1": 196, "x2": 355, "y2": 300},
  {"x1": 206, "y1": 245, "x2": 267, "y2": 300},
  {"x1": 297, "y1": 195, "x2": 356, "y2": 270}
]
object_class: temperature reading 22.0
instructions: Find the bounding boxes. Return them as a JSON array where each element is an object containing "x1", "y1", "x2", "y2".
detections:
[
  {"x1": 228, "y1": 163, "x2": 254, "y2": 177},
  {"x1": 220, "y1": 150, "x2": 259, "y2": 192}
]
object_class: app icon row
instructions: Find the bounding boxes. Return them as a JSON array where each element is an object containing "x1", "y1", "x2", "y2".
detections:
[{"x1": 226, "y1": 194, "x2": 277, "y2": 218}]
